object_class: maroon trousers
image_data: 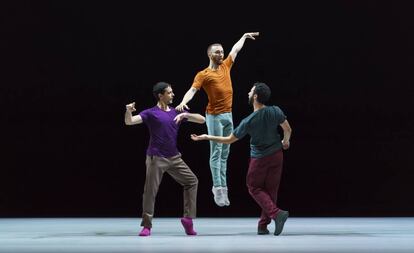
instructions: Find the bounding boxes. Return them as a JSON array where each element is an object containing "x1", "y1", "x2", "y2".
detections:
[{"x1": 246, "y1": 149, "x2": 284, "y2": 228}]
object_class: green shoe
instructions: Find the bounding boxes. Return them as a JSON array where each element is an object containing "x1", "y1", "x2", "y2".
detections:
[{"x1": 273, "y1": 210, "x2": 289, "y2": 236}]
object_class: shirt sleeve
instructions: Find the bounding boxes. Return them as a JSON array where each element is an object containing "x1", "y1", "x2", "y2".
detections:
[
  {"x1": 223, "y1": 56, "x2": 233, "y2": 70},
  {"x1": 273, "y1": 106, "x2": 287, "y2": 125},
  {"x1": 191, "y1": 71, "x2": 204, "y2": 90},
  {"x1": 233, "y1": 119, "x2": 249, "y2": 139},
  {"x1": 138, "y1": 109, "x2": 149, "y2": 123}
]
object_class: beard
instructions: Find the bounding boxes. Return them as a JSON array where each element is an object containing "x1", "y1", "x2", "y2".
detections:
[
  {"x1": 162, "y1": 98, "x2": 173, "y2": 104},
  {"x1": 248, "y1": 96, "x2": 253, "y2": 105},
  {"x1": 213, "y1": 57, "x2": 223, "y2": 65}
]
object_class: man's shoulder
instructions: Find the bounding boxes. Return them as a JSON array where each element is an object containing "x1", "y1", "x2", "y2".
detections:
[
  {"x1": 224, "y1": 56, "x2": 233, "y2": 65},
  {"x1": 270, "y1": 105, "x2": 284, "y2": 114},
  {"x1": 197, "y1": 68, "x2": 210, "y2": 76},
  {"x1": 241, "y1": 111, "x2": 256, "y2": 124},
  {"x1": 242, "y1": 108, "x2": 270, "y2": 124},
  {"x1": 192, "y1": 69, "x2": 209, "y2": 88},
  {"x1": 140, "y1": 106, "x2": 158, "y2": 115}
]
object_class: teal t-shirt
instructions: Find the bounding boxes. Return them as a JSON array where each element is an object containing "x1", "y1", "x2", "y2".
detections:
[{"x1": 233, "y1": 106, "x2": 286, "y2": 158}]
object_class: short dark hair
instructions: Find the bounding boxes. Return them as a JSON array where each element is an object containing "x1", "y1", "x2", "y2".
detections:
[
  {"x1": 207, "y1": 43, "x2": 222, "y2": 56},
  {"x1": 152, "y1": 81, "x2": 171, "y2": 101},
  {"x1": 253, "y1": 82, "x2": 271, "y2": 104}
]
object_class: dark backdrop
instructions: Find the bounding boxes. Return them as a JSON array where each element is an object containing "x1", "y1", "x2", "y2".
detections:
[{"x1": 2, "y1": 1, "x2": 414, "y2": 217}]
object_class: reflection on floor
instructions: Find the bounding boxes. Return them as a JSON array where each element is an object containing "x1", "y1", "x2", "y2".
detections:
[{"x1": 1, "y1": 217, "x2": 413, "y2": 253}]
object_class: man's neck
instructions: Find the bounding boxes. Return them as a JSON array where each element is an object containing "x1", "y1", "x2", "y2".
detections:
[
  {"x1": 157, "y1": 102, "x2": 170, "y2": 111},
  {"x1": 253, "y1": 102, "x2": 265, "y2": 112},
  {"x1": 208, "y1": 61, "x2": 219, "y2": 70}
]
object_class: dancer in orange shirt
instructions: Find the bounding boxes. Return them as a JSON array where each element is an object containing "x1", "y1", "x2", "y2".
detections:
[{"x1": 176, "y1": 32, "x2": 259, "y2": 206}]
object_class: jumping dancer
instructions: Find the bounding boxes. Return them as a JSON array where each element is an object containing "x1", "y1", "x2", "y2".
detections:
[{"x1": 176, "y1": 32, "x2": 260, "y2": 207}]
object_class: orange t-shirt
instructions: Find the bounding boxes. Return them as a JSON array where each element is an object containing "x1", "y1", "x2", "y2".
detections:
[{"x1": 191, "y1": 56, "x2": 233, "y2": 115}]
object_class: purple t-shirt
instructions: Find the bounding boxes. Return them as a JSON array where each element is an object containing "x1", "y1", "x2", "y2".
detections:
[{"x1": 139, "y1": 106, "x2": 187, "y2": 158}]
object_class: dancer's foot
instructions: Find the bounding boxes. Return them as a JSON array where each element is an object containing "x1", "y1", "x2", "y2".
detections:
[
  {"x1": 257, "y1": 225, "x2": 270, "y2": 235},
  {"x1": 273, "y1": 210, "x2": 289, "y2": 236},
  {"x1": 222, "y1": 187, "x2": 230, "y2": 206},
  {"x1": 139, "y1": 227, "x2": 151, "y2": 236},
  {"x1": 181, "y1": 217, "x2": 197, "y2": 235},
  {"x1": 212, "y1": 186, "x2": 225, "y2": 207}
]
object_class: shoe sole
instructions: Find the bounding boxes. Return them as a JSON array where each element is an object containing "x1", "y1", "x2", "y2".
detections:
[
  {"x1": 214, "y1": 197, "x2": 226, "y2": 207},
  {"x1": 274, "y1": 211, "x2": 289, "y2": 236},
  {"x1": 257, "y1": 230, "x2": 270, "y2": 235}
]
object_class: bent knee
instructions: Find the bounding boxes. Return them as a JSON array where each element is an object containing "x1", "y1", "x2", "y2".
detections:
[{"x1": 192, "y1": 177, "x2": 199, "y2": 186}]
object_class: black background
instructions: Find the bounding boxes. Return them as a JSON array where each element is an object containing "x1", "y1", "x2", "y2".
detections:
[{"x1": 2, "y1": 1, "x2": 414, "y2": 217}]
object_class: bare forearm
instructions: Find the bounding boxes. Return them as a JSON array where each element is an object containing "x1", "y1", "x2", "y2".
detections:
[
  {"x1": 125, "y1": 110, "x2": 133, "y2": 125},
  {"x1": 231, "y1": 36, "x2": 248, "y2": 54},
  {"x1": 280, "y1": 120, "x2": 292, "y2": 142},
  {"x1": 206, "y1": 135, "x2": 232, "y2": 144},
  {"x1": 207, "y1": 135, "x2": 230, "y2": 144},
  {"x1": 192, "y1": 133, "x2": 238, "y2": 144},
  {"x1": 282, "y1": 129, "x2": 292, "y2": 143},
  {"x1": 229, "y1": 32, "x2": 259, "y2": 61},
  {"x1": 180, "y1": 88, "x2": 197, "y2": 105},
  {"x1": 185, "y1": 113, "x2": 205, "y2": 124}
]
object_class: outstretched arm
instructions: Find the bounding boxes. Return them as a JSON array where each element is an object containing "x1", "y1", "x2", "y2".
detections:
[
  {"x1": 124, "y1": 102, "x2": 143, "y2": 125},
  {"x1": 229, "y1": 32, "x2": 260, "y2": 62},
  {"x1": 280, "y1": 120, "x2": 292, "y2": 150},
  {"x1": 191, "y1": 133, "x2": 238, "y2": 145},
  {"x1": 174, "y1": 112, "x2": 205, "y2": 124},
  {"x1": 176, "y1": 87, "x2": 198, "y2": 112}
]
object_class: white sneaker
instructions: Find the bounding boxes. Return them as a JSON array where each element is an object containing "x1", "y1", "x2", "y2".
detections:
[
  {"x1": 212, "y1": 186, "x2": 225, "y2": 207},
  {"x1": 222, "y1": 187, "x2": 230, "y2": 206}
]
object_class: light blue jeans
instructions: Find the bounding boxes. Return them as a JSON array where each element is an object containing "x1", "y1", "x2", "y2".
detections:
[{"x1": 205, "y1": 112, "x2": 233, "y2": 187}]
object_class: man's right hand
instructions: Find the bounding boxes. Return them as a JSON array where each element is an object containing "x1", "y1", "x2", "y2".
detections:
[
  {"x1": 191, "y1": 134, "x2": 208, "y2": 141},
  {"x1": 282, "y1": 139, "x2": 290, "y2": 150},
  {"x1": 126, "y1": 102, "x2": 136, "y2": 112},
  {"x1": 175, "y1": 103, "x2": 189, "y2": 112},
  {"x1": 244, "y1": 32, "x2": 260, "y2": 40}
]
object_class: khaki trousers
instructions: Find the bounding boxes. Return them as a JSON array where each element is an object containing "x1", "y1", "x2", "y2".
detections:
[{"x1": 141, "y1": 154, "x2": 198, "y2": 228}]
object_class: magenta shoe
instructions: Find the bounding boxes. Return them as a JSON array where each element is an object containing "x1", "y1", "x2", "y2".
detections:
[
  {"x1": 139, "y1": 227, "x2": 151, "y2": 236},
  {"x1": 180, "y1": 217, "x2": 197, "y2": 236}
]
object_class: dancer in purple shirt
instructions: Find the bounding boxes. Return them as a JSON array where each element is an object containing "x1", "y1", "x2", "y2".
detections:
[{"x1": 125, "y1": 81, "x2": 205, "y2": 236}]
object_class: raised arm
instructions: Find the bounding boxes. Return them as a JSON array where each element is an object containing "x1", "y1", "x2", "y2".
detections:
[
  {"x1": 124, "y1": 102, "x2": 143, "y2": 125},
  {"x1": 229, "y1": 32, "x2": 260, "y2": 62},
  {"x1": 280, "y1": 120, "x2": 292, "y2": 150},
  {"x1": 191, "y1": 133, "x2": 238, "y2": 145},
  {"x1": 176, "y1": 87, "x2": 198, "y2": 112}
]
